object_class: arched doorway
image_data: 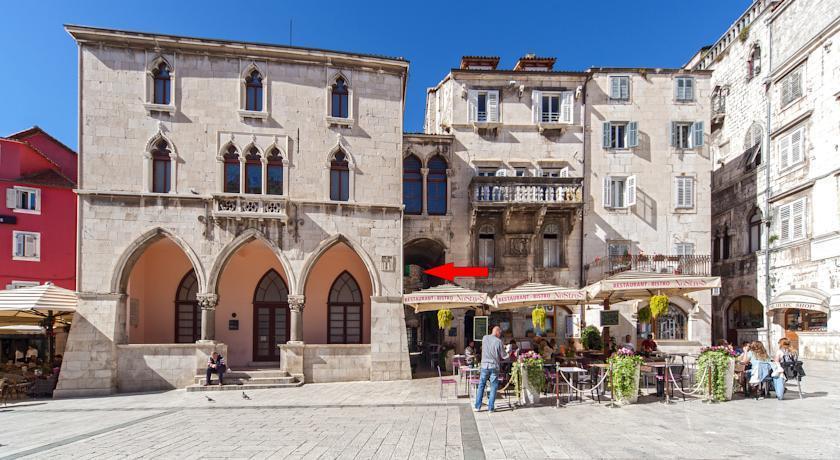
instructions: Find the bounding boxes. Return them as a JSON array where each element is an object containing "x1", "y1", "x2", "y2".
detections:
[
  {"x1": 327, "y1": 271, "x2": 363, "y2": 344},
  {"x1": 403, "y1": 238, "x2": 446, "y2": 352},
  {"x1": 725, "y1": 296, "x2": 763, "y2": 345},
  {"x1": 253, "y1": 269, "x2": 290, "y2": 362},
  {"x1": 175, "y1": 270, "x2": 200, "y2": 343}
]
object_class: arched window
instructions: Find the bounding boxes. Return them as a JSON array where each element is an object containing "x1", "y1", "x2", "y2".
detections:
[
  {"x1": 175, "y1": 270, "x2": 199, "y2": 343},
  {"x1": 328, "y1": 271, "x2": 362, "y2": 344},
  {"x1": 331, "y1": 77, "x2": 349, "y2": 118},
  {"x1": 253, "y1": 269, "x2": 289, "y2": 361},
  {"x1": 748, "y1": 210, "x2": 762, "y2": 253},
  {"x1": 223, "y1": 145, "x2": 241, "y2": 193},
  {"x1": 656, "y1": 303, "x2": 687, "y2": 340},
  {"x1": 427, "y1": 155, "x2": 448, "y2": 215},
  {"x1": 478, "y1": 224, "x2": 495, "y2": 267},
  {"x1": 542, "y1": 223, "x2": 561, "y2": 268},
  {"x1": 266, "y1": 147, "x2": 283, "y2": 195},
  {"x1": 748, "y1": 44, "x2": 761, "y2": 79},
  {"x1": 152, "y1": 62, "x2": 171, "y2": 105},
  {"x1": 245, "y1": 70, "x2": 263, "y2": 112},
  {"x1": 244, "y1": 146, "x2": 262, "y2": 194},
  {"x1": 403, "y1": 155, "x2": 423, "y2": 214},
  {"x1": 151, "y1": 139, "x2": 171, "y2": 193},
  {"x1": 330, "y1": 150, "x2": 350, "y2": 201}
]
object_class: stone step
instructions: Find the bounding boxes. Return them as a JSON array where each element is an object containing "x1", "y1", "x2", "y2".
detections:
[
  {"x1": 194, "y1": 376, "x2": 296, "y2": 385},
  {"x1": 186, "y1": 381, "x2": 303, "y2": 392}
]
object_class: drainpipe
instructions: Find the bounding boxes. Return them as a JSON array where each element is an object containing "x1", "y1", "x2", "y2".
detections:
[
  {"x1": 579, "y1": 74, "x2": 590, "y2": 290},
  {"x1": 763, "y1": 18, "x2": 773, "y2": 349}
]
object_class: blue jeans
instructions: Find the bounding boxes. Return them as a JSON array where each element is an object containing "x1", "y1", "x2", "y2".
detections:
[
  {"x1": 773, "y1": 375, "x2": 785, "y2": 400},
  {"x1": 474, "y1": 367, "x2": 499, "y2": 411}
]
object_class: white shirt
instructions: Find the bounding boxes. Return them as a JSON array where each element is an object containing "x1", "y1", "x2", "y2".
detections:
[
  {"x1": 26, "y1": 348, "x2": 38, "y2": 359},
  {"x1": 622, "y1": 342, "x2": 635, "y2": 352}
]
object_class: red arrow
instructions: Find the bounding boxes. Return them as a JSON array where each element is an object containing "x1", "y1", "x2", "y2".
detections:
[{"x1": 424, "y1": 263, "x2": 489, "y2": 282}]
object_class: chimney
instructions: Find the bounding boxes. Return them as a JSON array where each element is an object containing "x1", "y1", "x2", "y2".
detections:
[
  {"x1": 513, "y1": 54, "x2": 556, "y2": 72},
  {"x1": 460, "y1": 56, "x2": 500, "y2": 70}
]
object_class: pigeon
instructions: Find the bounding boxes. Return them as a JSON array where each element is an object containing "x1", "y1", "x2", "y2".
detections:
[
  {"x1": 205, "y1": 395, "x2": 215, "y2": 402},
  {"x1": 242, "y1": 391, "x2": 251, "y2": 400}
]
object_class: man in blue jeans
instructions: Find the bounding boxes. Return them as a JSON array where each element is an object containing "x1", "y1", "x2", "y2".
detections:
[{"x1": 474, "y1": 326, "x2": 505, "y2": 413}]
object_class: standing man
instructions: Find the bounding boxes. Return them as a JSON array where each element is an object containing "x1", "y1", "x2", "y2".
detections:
[{"x1": 474, "y1": 325, "x2": 505, "y2": 413}]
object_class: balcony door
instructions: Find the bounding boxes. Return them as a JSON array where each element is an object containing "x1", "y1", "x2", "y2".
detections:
[{"x1": 253, "y1": 269, "x2": 290, "y2": 362}]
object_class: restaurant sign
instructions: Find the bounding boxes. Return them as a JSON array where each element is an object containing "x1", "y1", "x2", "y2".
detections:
[
  {"x1": 603, "y1": 277, "x2": 720, "y2": 291},
  {"x1": 495, "y1": 290, "x2": 585, "y2": 304},
  {"x1": 600, "y1": 310, "x2": 620, "y2": 326},
  {"x1": 473, "y1": 316, "x2": 489, "y2": 341},
  {"x1": 0, "y1": 214, "x2": 17, "y2": 225},
  {"x1": 768, "y1": 302, "x2": 829, "y2": 314}
]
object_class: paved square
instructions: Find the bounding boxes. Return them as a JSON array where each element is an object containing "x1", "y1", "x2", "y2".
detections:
[{"x1": 1, "y1": 361, "x2": 838, "y2": 459}]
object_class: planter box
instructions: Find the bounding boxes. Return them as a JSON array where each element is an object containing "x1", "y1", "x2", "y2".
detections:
[
  {"x1": 518, "y1": 366, "x2": 541, "y2": 406},
  {"x1": 613, "y1": 363, "x2": 640, "y2": 405},
  {"x1": 724, "y1": 358, "x2": 735, "y2": 400}
]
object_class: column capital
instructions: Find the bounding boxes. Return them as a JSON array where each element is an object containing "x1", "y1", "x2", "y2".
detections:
[
  {"x1": 197, "y1": 293, "x2": 219, "y2": 310},
  {"x1": 288, "y1": 294, "x2": 305, "y2": 312}
]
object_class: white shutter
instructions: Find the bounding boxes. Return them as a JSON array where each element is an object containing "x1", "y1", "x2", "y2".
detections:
[
  {"x1": 685, "y1": 78, "x2": 694, "y2": 100},
  {"x1": 5, "y1": 188, "x2": 16, "y2": 209},
  {"x1": 467, "y1": 90, "x2": 478, "y2": 122},
  {"x1": 625, "y1": 175, "x2": 637, "y2": 207},
  {"x1": 781, "y1": 77, "x2": 792, "y2": 105},
  {"x1": 792, "y1": 198, "x2": 805, "y2": 240},
  {"x1": 620, "y1": 77, "x2": 629, "y2": 100},
  {"x1": 487, "y1": 90, "x2": 499, "y2": 122},
  {"x1": 610, "y1": 77, "x2": 620, "y2": 99},
  {"x1": 602, "y1": 176, "x2": 612, "y2": 208},
  {"x1": 675, "y1": 177, "x2": 694, "y2": 208},
  {"x1": 790, "y1": 128, "x2": 803, "y2": 165},
  {"x1": 779, "y1": 135, "x2": 791, "y2": 170},
  {"x1": 670, "y1": 122, "x2": 678, "y2": 147},
  {"x1": 532, "y1": 90, "x2": 542, "y2": 123},
  {"x1": 779, "y1": 204, "x2": 791, "y2": 242},
  {"x1": 24, "y1": 234, "x2": 37, "y2": 258},
  {"x1": 693, "y1": 121, "x2": 704, "y2": 147},
  {"x1": 627, "y1": 122, "x2": 638, "y2": 147},
  {"x1": 603, "y1": 123, "x2": 611, "y2": 148},
  {"x1": 560, "y1": 91, "x2": 573, "y2": 123},
  {"x1": 34, "y1": 189, "x2": 41, "y2": 211}
]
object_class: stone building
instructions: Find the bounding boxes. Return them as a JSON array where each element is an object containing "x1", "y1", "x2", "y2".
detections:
[
  {"x1": 691, "y1": 0, "x2": 840, "y2": 360},
  {"x1": 57, "y1": 26, "x2": 410, "y2": 397}
]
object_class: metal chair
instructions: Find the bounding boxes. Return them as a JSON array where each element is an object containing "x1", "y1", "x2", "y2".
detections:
[
  {"x1": 656, "y1": 364, "x2": 686, "y2": 401},
  {"x1": 437, "y1": 366, "x2": 457, "y2": 400}
]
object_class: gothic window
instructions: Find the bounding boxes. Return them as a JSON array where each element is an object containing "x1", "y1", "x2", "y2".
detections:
[
  {"x1": 223, "y1": 145, "x2": 241, "y2": 193},
  {"x1": 266, "y1": 147, "x2": 284, "y2": 195},
  {"x1": 478, "y1": 224, "x2": 495, "y2": 267},
  {"x1": 427, "y1": 155, "x2": 448, "y2": 215},
  {"x1": 331, "y1": 77, "x2": 349, "y2": 118},
  {"x1": 403, "y1": 155, "x2": 422, "y2": 215},
  {"x1": 748, "y1": 44, "x2": 761, "y2": 79},
  {"x1": 175, "y1": 270, "x2": 199, "y2": 343},
  {"x1": 330, "y1": 150, "x2": 350, "y2": 201},
  {"x1": 749, "y1": 210, "x2": 762, "y2": 253},
  {"x1": 542, "y1": 224, "x2": 561, "y2": 268},
  {"x1": 151, "y1": 139, "x2": 171, "y2": 193},
  {"x1": 152, "y1": 61, "x2": 171, "y2": 105},
  {"x1": 245, "y1": 70, "x2": 264, "y2": 112},
  {"x1": 328, "y1": 271, "x2": 362, "y2": 344},
  {"x1": 244, "y1": 146, "x2": 262, "y2": 194}
]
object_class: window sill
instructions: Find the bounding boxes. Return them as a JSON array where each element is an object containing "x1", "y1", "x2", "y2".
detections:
[
  {"x1": 606, "y1": 148, "x2": 633, "y2": 154},
  {"x1": 673, "y1": 207, "x2": 696, "y2": 214},
  {"x1": 12, "y1": 208, "x2": 40, "y2": 215},
  {"x1": 238, "y1": 110, "x2": 269, "y2": 120},
  {"x1": 607, "y1": 98, "x2": 631, "y2": 104},
  {"x1": 674, "y1": 99, "x2": 696, "y2": 104},
  {"x1": 537, "y1": 122, "x2": 571, "y2": 133},
  {"x1": 673, "y1": 148, "x2": 699, "y2": 153},
  {"x1": 12, "y1": 256, "x2": 40, "y2": 262},
  {"x1": 471, "y1": 121, "x2": 501, "y2": 132},
  {"x1": 326, "y1": 116, "x2": 354, "y2": 127},
  {"x1": 779, "y1": 162, "x2": 806, "y2": 176},
  {"x1": 143, "y1": 103, "x2": 175, "y2": 114},
  {"x1": 604, "y1": 206, "x2": 631, "y2": 213}
]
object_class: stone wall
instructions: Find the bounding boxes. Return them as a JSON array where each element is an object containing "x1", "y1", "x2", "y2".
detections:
[
  {"x1": 115, "y1": 343, "x2": 227, "y2": 392},
  {"x1": 798, "y1": 332, "x2": 840, "y2": 361},
  {"x1": 302, "y1": 344, "x2": 372, "y2": 383}
]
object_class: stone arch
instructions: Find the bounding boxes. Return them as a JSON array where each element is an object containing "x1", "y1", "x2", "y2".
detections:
[
  {"x1": 111, "y1": 227, "x2": 206, "y2": 295},
  {"x1": 207, "y1": 228, "x2": 297, "y2": 296},
  {"x1": 297, "y1": 234, "x2": 381, "y2": 297}
]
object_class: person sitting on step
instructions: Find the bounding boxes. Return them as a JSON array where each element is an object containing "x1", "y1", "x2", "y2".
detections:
[{"x1": 205, "y1": 352, "x2": 227, "y2": 386}]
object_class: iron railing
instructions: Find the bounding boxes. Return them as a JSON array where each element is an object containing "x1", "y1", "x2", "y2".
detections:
[{"x1": 584, "y1": 254, "x2": 712, "y2": 284}]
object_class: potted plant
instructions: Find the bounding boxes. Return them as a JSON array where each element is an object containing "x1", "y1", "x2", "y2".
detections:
[
  {"x1": 608, "y1": 347, "x2": 643, "y2": 404},
  {"x1": 696, "y1": 345, "x2": 738, "y2": 401},
  {"x1": 581, "y1": 325, "x2": 603, "y2": 351},
  {"x1": 510, "y1": 350, "x2": 546, "y2": 405}
]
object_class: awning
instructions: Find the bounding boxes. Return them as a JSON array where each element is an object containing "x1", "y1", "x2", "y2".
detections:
[
  {"x1": 585, "y1": 271, "x2": 721, "y2": 302},
  {"x1": 0, "y1": 283, "x2": 77, "y2": 323},
  {"x1": 403, "y1": 284, "x2": 489, "y2": 313},
  {"x1": 492, "y1": 282, "x2": 586, "y2": 311},
  {"x1": 768, "y1": 287, "x2": 830, "y2": 314},
  {"x1": 0, "y1": 325, "x2": 46, "y2": 335}
]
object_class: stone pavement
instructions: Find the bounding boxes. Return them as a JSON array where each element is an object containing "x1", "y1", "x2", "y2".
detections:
[{"x1": 1, "y1": 361, "x2": 839, "y2": 459}]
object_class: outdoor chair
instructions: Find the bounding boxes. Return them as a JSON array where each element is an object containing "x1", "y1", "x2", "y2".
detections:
[
  {"x1": 427, "y1": 344, "x2": 442, "y2": 370},
  {"x1": 452, "y1": 356, "x2": 466, "y2": 376},
  {"x1": 782, "y1": 360, "x2": 806, "y2": 399},
  {"x1": 30, "y1": 376, "x2": 56, "y2": 398},
  {"x1": 437, "y1": 366, "x2": 457, "y2": 400},
  {"x1": 578, "y1": 366, "x2": 601, "y2": 403},
  {"x1": 0, "y1": 379, "x2": 7, "y2": 406},
  {"x1": 640, "y1": 364, "x2": 657, "y2": 394},
  {"x1": 466, "y1": 368, "x2": 482, "y2": 398},
  {"x1": 656, "y1": 364, "x2": 686, "y2": 401}
]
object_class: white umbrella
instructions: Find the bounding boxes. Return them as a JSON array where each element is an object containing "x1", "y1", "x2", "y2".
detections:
[
  {"x1": 584, "y1": 270, "x2": 721, "y2": 303},
  {"x1": 0, "y1": 325, "x2": 46, "y2": 335},
  {"x1": 0, "y1": 283, "x2": 77, "y2": 362},
  {"x1": 492, "y1": 282, "x2": 586, "y2": 311},
  {"x1": 403, "y1": 284, "x2": 490, "y2": 313}
]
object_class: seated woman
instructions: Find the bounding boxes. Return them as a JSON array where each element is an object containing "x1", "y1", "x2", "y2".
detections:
[
  {"x1": 506, "y1": 340, "x2": 520, "y2": 360},
  {"x1": 773, "y1": 338, "x2": 798, "y2": 400},
  {"x1": 740, "y1": 341, "x2": 778, "y2": 400},
  {"x1": 464, "y1": 341, "x2": 477, "y2": 366},
  {"x1": 540, "y1": 340, "x2": 555, "y2": 361}
]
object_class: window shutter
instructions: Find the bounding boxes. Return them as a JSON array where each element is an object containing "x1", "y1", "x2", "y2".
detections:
[
  {"x1": 686, "y1": 78, "x2": 694, "y2": 100},
  {"x1": 621, "y1": 77, "x2": 629, "y2": 100},
  {"x1": 610, "y1": 77, "x2": 620, "y2": 99},
  {"x1": 779, "y1": 136, "x2": 790, "y2": 170},
  {"x1": 625, "y1": 175, "x2": 637, "y2": 207},
  {"x1": 781, "y1": 78, "x2": 791, "y2": 105},
  {"x1": 487, "y1": 90, "x2": 499, "y2": 122},
  {"x1": 792, "y1": 199, "x2": 805, "y2": 239},
  {"x1": 5, "y1": 188, "x2": 16, "y2": 209},
  {"x1": 603, "y1": 122, "x2": 611, "y2": 149},
  {"x1": 467, "y1": 90, "x2": 478, "y2": 122},
  {"x1": 560, "y1": 91, "x2": 573, "y2": 123},
  {"x1": 602, "y1": 176, "x2": 612, "y2": 208},
  {"x1": 532, "y1": 90, "x2": 542, "y2": 123},
  {"x1": 790, "y1": 129, "x2": 803, "y2": 165},
  {"x1": 693, "y1": 121, "x2": 704, "y2": 147},
  {"x1": 674, "y1": 177, "x2": 683, "y2": 208},
  {"x1": 24, "y1": 234, "x2": 37, "y2": 258},
  {"x1": 779, "y1": 204, "x2": 791, "y2": 241},
  {"x1": 675, "y1": 79, "x2": 681, "y2": 100},
  {"x1": 670, "y1": 122, "x2": 678, "y2": 147},
  {"x1": 791, "y1": 70, "x2": 802, "y2": 100},
  {"x1": 627, "y1": 122, "x2": 638, "y2": 147}
]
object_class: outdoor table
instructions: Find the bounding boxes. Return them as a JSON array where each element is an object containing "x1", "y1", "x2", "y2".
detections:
[
  {"x1": 556, "y1": 366, "x2": 588, "y2": 404},
  {"x1": 644, "y1": 361, "x2": 681, "y2": 403},
  {"x1": 459, "y1": 366, "x2": 479, "y2": 395}
]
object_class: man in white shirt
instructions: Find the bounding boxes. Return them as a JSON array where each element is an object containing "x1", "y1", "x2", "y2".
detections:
[
  {"x1": 26, "y1": 345, "x2": 39, "y2": 360},
  {"x1": 621, "y1": 334, "x2": 636, "y2": 352}
]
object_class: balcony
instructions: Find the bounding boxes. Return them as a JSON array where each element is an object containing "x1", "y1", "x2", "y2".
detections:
[
  {"x1": 211, "y1": 193, "x2": 287, "y2": 221},
  {"x1": 470, "y1": 176, "x2": 583, "y2": 207},
  {"x1": 584, "y1": 254, "x2": 712, "y2": 284}
]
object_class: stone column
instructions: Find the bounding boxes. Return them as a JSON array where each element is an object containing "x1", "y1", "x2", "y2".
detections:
[
  {"x1": 197, "y1": 293, "x2": 218, "y2": 343},
  {"x1": 288, "y1": 295, "x2": 305, "y2": 343},
  {"x1": 453, "y1": 309, "x2": 467, "y2": 353}
]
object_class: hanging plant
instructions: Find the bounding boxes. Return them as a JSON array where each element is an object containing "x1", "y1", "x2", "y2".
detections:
[
  {"x1": 649, "y1": 294, "x2": 669, "y2": 319},
  {"x1": 531, "y1": 307, "x2": 547, "y2": 331},
  {"x1": 637, "y1": 306, "x2": 651, "y2": 324},
  {"x1": 437, "y1": 309, "x2": 454, "y2": 330}
]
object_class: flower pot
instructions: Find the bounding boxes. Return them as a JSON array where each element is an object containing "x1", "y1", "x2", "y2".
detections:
[
  {"x1": 518, "y1": 367, "x2": 541, "y2": 406},
  {"x1": 614, "y1": 363, "x2": 640, "y2": 405},
  {"x1": 723, "y1": 358, "x2": 735, "y2": 401}
]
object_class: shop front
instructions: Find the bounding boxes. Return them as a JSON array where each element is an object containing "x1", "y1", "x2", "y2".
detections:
[{"x1": 769, "y1": 287, "x2": 840, "y2": 361}]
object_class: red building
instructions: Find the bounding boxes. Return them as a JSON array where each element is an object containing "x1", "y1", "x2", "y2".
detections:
[{"x1": 1, "y1": 127, "x2": 77, "y2": 291}]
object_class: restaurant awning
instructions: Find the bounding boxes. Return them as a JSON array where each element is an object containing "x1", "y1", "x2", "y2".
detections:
[
  {"x1": 584, "y1": 271, "x2": 721, "y2": 303},
  {"x1": 768, "y1": 287, "x2": 830, "y2": 314},
  {"x1": 492, "y1": 282, "x2": 586, "y2": 311},
  {"x1": 403, "y1": 284, "x2": 490, "y2": 313},
  {"x1": 0, "y1": 325, "x2": 46, "y2": 335},
  {"x1": 0, "y1": 283, "x2": 77, "y2": 322}
]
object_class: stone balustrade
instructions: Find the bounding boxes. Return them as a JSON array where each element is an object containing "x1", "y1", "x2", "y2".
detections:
[
  {"x1": 211, "y1": 193, "x2": 287, "y2": 220},
  {"x1": 470, "y1": 177, "x2": 583, "y2": 206}
]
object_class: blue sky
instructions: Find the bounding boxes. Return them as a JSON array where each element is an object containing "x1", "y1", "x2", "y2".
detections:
[{"x1": 0, "y1": 0, "x2": 752, "y2": 149}]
